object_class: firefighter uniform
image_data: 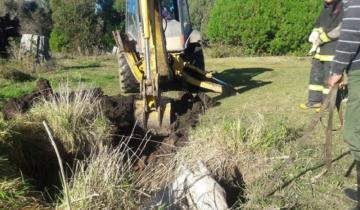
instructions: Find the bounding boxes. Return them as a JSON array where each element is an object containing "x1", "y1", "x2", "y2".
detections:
[{"x1": 302, "y1": 0, "x2": 343, "y2": 109}]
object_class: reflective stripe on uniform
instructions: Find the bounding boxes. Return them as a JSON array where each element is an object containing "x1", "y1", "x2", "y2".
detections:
[
  {"x1": 313, "y1": 27, "x2": 324, "y2": 33},
  {"x1": 320, "y1": 32, "x2": 331, "y2": 43},
  {"x1": 309, "y1": 84, "x2": 324, "y2": 92},
  {"x1": 314, "y1": 54, "x2": 335, "y2": 61},
  {"x1": 323, "y1": 88, "x2": 330, "y2": 94}
]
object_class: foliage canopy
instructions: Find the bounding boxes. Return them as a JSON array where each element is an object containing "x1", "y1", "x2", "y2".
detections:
[{"x1": 207, "y1": 0, "x2": 323, "y2": 55}]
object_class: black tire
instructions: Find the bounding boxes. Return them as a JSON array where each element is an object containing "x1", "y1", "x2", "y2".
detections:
[
  {"x1": 185, "y1": 43, "x2": 205, "y2": 71},
  {"x1": 118, "y1": 53, "x2": 139, "y2": 94}
]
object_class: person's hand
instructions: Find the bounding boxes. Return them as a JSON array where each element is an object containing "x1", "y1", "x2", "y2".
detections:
[
  {"x1": 308, "y1": 38, "x2": 322, "y2": 55},
  {"x1": 327, "y1": 74, "x2": 343, "y2": 89},
  {"x1": 309, "y1": 31, "x2": 320, "y2": 43}
]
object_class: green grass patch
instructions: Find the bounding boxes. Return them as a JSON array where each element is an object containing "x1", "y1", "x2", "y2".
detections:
[
  {"x1": 0, "y1": 56, "x2": 120, "y2": 110},
  {"x1": 0, "y1": 155, "x2": 44, "y2": 209}
]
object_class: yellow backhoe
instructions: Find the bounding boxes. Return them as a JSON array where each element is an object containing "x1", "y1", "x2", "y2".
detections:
[{"x1": 113, "y1": 0, "x2": 232, "y2": 134}]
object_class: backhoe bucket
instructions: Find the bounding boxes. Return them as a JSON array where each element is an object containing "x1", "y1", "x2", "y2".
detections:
[{"x1": 134, "y1": 99, "x2": 172, "y2": 135}]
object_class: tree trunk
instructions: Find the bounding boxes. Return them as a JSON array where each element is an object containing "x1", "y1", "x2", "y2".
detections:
[{"x1": 20, "y1": 34, "x2": 50, "y2": 64}]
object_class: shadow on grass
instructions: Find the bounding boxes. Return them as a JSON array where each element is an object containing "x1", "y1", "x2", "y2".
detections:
[
  {"x1": 61, "y1": 63, "x2": 102, "y2": 70},
  {"x1": 0, "y1": 94, "x2": 6, "y2": 111},
  {"x1": 0, "y1": 68, "x2": 35, "y2": 82},
  {"x1": 213, "y1": 68, "x2": 273, "y2": 100}
]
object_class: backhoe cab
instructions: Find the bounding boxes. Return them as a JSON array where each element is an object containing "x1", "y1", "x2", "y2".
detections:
[
  {"x1": 127, "y1": 0, "x2": 202, "y2": 54},
  {"x1": 113, "y1": 0, "x2": 231, "y2": 134}
]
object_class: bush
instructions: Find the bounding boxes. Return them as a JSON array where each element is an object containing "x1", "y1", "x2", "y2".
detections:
[
  {"x1": 49, "y1": 28, "x2": 69, "y2": 52},
  {"x1": 207, "y1": 0, "x2": 322, "y2": 55}
]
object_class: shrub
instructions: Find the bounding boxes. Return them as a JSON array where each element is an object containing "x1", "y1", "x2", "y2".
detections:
[
  {"x1": 207, "y1": 0, "x2": 322, "y2": 55},
  {"x1": 49, "y1": 0, "x2": 126, "y2": 52},
  {"x1": 49, "y1": 28, "x2": 69, "y2": 53}
]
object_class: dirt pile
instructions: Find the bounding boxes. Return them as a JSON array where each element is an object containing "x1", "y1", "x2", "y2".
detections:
[
  {"x1": 3, "y1": 79, "x2": 52, "y2": 120},
  {"x1": 101, "y1": 95, "x2": 135, "y2": 132}
]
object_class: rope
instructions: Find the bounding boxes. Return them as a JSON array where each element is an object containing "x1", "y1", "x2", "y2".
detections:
[{"x1": 263, "y1": 84, "x2": 345, "y2": 197}]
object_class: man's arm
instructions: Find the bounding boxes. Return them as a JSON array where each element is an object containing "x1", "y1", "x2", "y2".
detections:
[
  {"x1": 331, "y1": 4, "x2": 360, "y2": 75},
  {"x1": 327, "y1": 23, "x2": 342, "y2": 40}
]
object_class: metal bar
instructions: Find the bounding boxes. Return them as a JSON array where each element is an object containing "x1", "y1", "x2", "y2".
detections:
[
  {"x1": 144, "y1": 39, "x2": 152, "y2": 81},
  {"x1": 182, "y1": 72, "x2": 223, "y2": 93},
  {"x1": 186, "y1": 63, "x2": 236, "y2": 91},
  {"x1": 212, "y1": 77, "x2": 236, "y2": 89}
]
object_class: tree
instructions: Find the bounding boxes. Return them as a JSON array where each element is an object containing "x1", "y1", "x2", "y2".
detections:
[
  {"x1": 188, "y1": 0, "x2": 215, "y2": 41},
  {"x1": 49, "y1": 0, "x2": 100, "y2": 53},
  {"x1": 97, "y1": 0, "x2": 126, "y2": 49},
  {"x1": 17, "y1": 0, "x2": 52, "y2": 36},
  {"x1": 0, "y1": 0, "x2": 52, "y2": 59},
  {"x1": 49, "y1": 0, "x2": 126, "y2": 53}
]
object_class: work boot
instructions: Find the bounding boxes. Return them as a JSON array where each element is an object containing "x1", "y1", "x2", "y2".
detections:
[
  {"x1": 299, "y1": 102, "x2": 322, "y2": 110},
  {"x1": 344, "y1": 161, "x2": 360, "y2": 209},
  {"x1": 344, "y1": 188, "x2": 358, "y2": 202}
]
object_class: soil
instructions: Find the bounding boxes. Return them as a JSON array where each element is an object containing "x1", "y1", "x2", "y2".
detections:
[
  {"x1": 2, "y1": 78, "x2": 52, "y2": 120},
  {"x1": 101, "y1": 94, "x2": 135, "y2": 132},
  {"x1": 133, "y1": 92, "x2": 215, "y2": 170}
]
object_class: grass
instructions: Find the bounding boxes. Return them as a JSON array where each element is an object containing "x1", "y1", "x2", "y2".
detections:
[
  {"x1": 28, "y1": 84, "x2": 112, "y2": 153},
  {"x1": 0, "y1": 115, "x2": 13, "y2": 142},
  {"x1": 0, "y1": 83, "x2": 114, "y2": 207},
  {"x1": 172, "y1": 112, "x2": 302, "y2": 207},
  {"x1": 0, "y1": 156, "x2": 44, "y2": 209},
  {"x1": 58, "y1": 146, "x2": 137, "y2": 210},
  {"x1": 186, "y1": 56, "x2": 353, "y2": 209},
  {"x1": 0, "y1": 55, "x2": 355, "y2": 209},
  {"x1": 0, "y1": 55, "x2": 119, "y2": 109}
]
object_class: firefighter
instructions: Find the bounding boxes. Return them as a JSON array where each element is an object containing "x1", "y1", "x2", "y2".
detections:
[{"x1": 300, "y1": 0, "x2": 343, "y2": 110}]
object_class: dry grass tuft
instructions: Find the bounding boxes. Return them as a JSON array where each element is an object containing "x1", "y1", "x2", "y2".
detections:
[
  {"x1": 58, "y1": 145, "x2": 137, "y2": 210},
  {"x1": 28, "y1": 84, "x2": 112, "y2": 153},
  {"x1": 0, "y1": 116, "x2": 13, "y2": 142},
  {"x1": 177, "y1": 112, "x2": 299, "y2": 167}
]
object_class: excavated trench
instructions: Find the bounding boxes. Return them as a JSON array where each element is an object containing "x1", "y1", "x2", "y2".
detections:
[
  {"x1": 100, "y1": 90, "x2": 215, "y2": 170},
  {"x1": 2, "y1": 79, "x2": 244, "y2": 206}
]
